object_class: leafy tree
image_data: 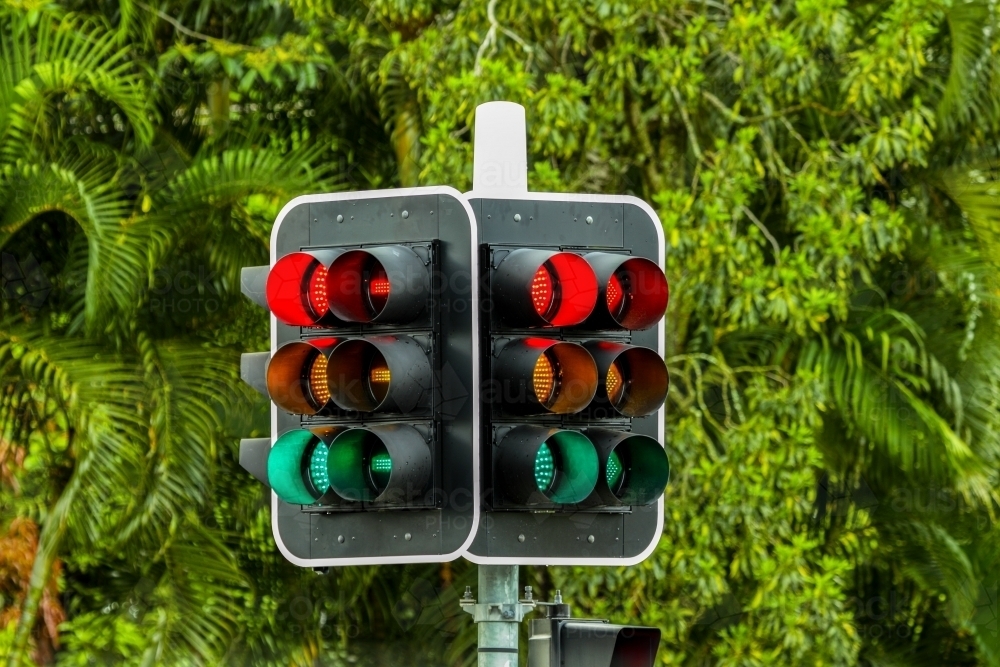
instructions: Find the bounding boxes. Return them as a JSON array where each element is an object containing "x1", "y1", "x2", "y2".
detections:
[{"x1": 2, "y1": 0, "x2": 999, "y2": 666}]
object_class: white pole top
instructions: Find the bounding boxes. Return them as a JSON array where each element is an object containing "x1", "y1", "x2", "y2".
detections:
[{"x1": 472, "y1": 101, "x2": 528, "y2": 196}]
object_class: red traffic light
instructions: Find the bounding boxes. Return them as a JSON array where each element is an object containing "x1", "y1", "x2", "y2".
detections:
[
  {"x1": 584, "y1": 253, "x2": 668, "y2": 330},
  {"x1": 493, "y1": 249, "x2": 598, "y2": 327},
  {"x1": 326, "y1": 246, "x2": 430, "y2": 324},
  {"x1": 265, "y1": 250, "x2": 344, "y2": 326},
  {"x1": 265, "y1": 338, "x2": 340, "y2": 415}
]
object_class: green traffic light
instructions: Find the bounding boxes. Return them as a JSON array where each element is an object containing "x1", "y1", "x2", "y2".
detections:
[
  {"x1": 535, "y1": 443, "x2": 555, "y2": 492},
  {"x1": 606, "y1": 449, "x2": 623, "y2": 491},
  {"x1": 368, "y1": 448, "x2": 393, "y2": 492},
  {"x1": 268, "y1": 429, "x2": 325, "y2": 505},
  {"x1": 309, "y1": 441, "x2": 331, "y2": 492}
]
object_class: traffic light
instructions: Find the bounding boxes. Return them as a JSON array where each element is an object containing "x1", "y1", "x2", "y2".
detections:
[
  {"x1": 465, "y1": 192, "x2": 670, "y2": 564},
  {"x1": 528, "y1": 616, "x2": 660, "y2": 667},
  {"x1": 238, "y1": 187, "x2": 480, "y2": 566}
]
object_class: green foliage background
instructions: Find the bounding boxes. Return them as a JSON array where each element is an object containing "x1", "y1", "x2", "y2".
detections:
[{"x1": 1, "y1": 0, "x2": 999, "y2": 665}]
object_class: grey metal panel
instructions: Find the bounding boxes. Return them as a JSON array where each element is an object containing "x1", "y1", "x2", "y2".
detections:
[
  {"x1": 309, "y1": 195, "x2": 439, "y2": 246},
  {"x1": 239, "y1": 438, "x2": 271, "y2": 486},
  {"x1": 436, "y1": 193, "x2": 478, "y2": 553},
  {"x1": 275, "y1": 499, "x2": 312, "y2": 559},
  {"x1": 276, "y1": 202, "x2": 310, "y2": 256},
  {"x1": 267, "y1": 188, "x2": 479, "y2": 566},
  {"x1": 468, "y1": 194, "x2": 666, "y2": 565},
  {"x1": 479, "y1": 199, "x2": 624, "y2": 248},
  {"x1": 240, "y1": 352, "x2": 269, "y2": 396},
  {"x1": 310, "y1": 510, "x2": 443, "y2": 558},
  {"x1": 485, "y1": 512, "x2": 624, "y2": 559},
  {"x1": 622, "y1": 504, "x2": 661, "y2": 557}
]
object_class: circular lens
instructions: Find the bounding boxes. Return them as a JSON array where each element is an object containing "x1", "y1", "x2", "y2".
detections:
[
  {"x1": 543, "y1": 253, "x2": 598, "y2": 326},
  {"x1": 531, "y1": 264, "x2": 554, "y2": 318},
  {"x1": 535, "y1": 442, "x2": 556, "y2": 492},
  {"x1": 606, "y1": 449, "x2": 624, "y2": 493},
  {"x1": 327, "y1": 340, "x2": 391, "y2": 411},
  {"x1": 268, "y1": 430, "x2": 322, "y2": 504},
  {"x1": 266, "y1": 253, "x2": 329, "y2": 326},
  {"x1": 587, "y1": 431, "x2": 670, "y2": 506},
  {"x1": 608, "y1": 259, "x2": 669, "y2": 330},
  {"x1": 366, "y1": 263, "x2": 390, "y2": 314},
  {"x1": 327, "y1": 425, "x2": 430, "y2": 503},
  {"x1": 308, "y1": 352, "x2": 330, "y2": 406},
  {"x1": 532, "y1": 352, "x2": 558, "y2": 405},
  {"x1": 326, "y1": 247, "x2": 428, "y2": 324},
  {"x1": 266, "y1": 340, "x2": 339, "y2": 415},
  {"x1": 587, "y1": 342, "x2": 667, "y2": 417},
  {"x1": 308, "y1": 441, "x2": 331, "y2": 494},
  {"x1": 366, "y1": 441, "x2": 392, "y2": 494}
]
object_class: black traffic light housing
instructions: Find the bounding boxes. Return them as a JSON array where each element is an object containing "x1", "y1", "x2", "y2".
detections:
[
  {"x1": 466, "y1": 192, "x2": 669, "y2": 565},
  {"x1": 238, "y1": 187, "x2": 480, "y2": 566},
  {"x1": 528, "y1": 598, "x2": 660, "y2": 667}
]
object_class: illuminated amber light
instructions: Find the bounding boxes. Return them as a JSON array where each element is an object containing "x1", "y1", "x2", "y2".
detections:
[
  {"x1": 308, "y1": 354, "x2": 330, "y2": 405},
  {"x1": 369, "y1": 364, "x2": 392, "y2": 385},
  {"x1": 531, "y1": 265, "x2": 554, "y2": 317},
  {"x1": 606, "y1": 361, "x2": 626, "y2": 405},
  {"x1": 606, "y1": 273, "x2": 624, "y2": 317},
  {"x1": 533, "y1": 353, "x2": 556, "y2": 404}
]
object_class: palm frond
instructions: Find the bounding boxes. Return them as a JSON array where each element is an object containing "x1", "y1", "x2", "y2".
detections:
[
  {"x1": 117, "y1": 338, "x2": 241, "y2": 542},
  {"x1": 138, "y1": 522, "x2": 248, "y2": 666},
  {"x1": 937, "y1": 0, "x2": 1000, "y2": 134},
  {"x1": 0, "y1": 14, "x2": 153, "y2": 164},
  {"x1": 940, "y1": 163, "x2": 1000, "y2": 268},
  {"x1": 0, "y1": 157, "x2": 162, "y2": 332},
  {"x1": 801, "y1": 309, "x2": 994, "y2": 504}
]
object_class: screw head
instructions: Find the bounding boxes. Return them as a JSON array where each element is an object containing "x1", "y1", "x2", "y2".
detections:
[
  {"x1": 587, "y1": 535, "x2": 595, "y2": 543},
  {"x1": 518, "y1": 534, "x2": 526, "y2": 542},
  {"x1": 338, "y1": 535, "x2": 345, "y2": 543},
  {"x1": 336, "y1": 214, "x2": 344, "y2": 223},
  {"x1": 514, "y1": 213, "x2": 521, "y2": 222},
  {"x1": 586, "y1": 216, "x2": 594, "y2": 224},
  {"x1": 402, "y1": 210, "x2": 409, "y2": 219},
  {"x1": 404, "y1": 532, "x2": 412, "y2": 541}
]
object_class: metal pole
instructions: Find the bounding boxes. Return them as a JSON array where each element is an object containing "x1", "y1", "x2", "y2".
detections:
[
  {"x1": 468, "y1": 100, "x2": 531, "y2": 667},
  {"x1": 477, "y1": 565, "x2": 520, "y2": 667}
]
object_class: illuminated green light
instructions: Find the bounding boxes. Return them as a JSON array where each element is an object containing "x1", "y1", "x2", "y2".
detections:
[
  {"x1": 308, "y1": 443, "x2": 331, "y2": 493},
  {"x1": 267, "y1": 429, "x2": 321, "y2": 505},
  {"x1": 368, "y1": 448, "x2": 392, "y2": 492},
  {"x1": 607, "y1": 450, "x2": 624, "y2": 491},
  {"x1": 535, "y1": 443, "x2": 555, "y2": 492}
]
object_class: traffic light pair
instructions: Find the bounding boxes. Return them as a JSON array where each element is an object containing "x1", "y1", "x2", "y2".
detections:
[{"x1": 238, "y1": 187, "x2": 669, "y2": 565}]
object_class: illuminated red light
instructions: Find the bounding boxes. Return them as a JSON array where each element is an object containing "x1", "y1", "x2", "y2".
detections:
[
  {"x1": 583, "y1": 254, "x2": 669, "y2": 330},
  {"x1": 533, "y1": 253, "x2": 597, "y2": 326},
  {"x1": 367, "y1": 266, "x2": 391, "y2": 312},
  {"x1": 266, "y1": 252, "x2": 331, "y2": 326},
  {"x1": 531, "y1": 265, "x2": 554, "y2": 317},
  {"x1": 308, "y1": 264, "x2": 329, "y2": 316},
  {"x1": 608, "y1": 260, "x2": 668, "y2": 329}
]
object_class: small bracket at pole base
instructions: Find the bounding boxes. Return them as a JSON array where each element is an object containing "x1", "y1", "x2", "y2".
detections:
[{"x1": 460, "y1": 585, "x2": 537, "y2": 623}]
